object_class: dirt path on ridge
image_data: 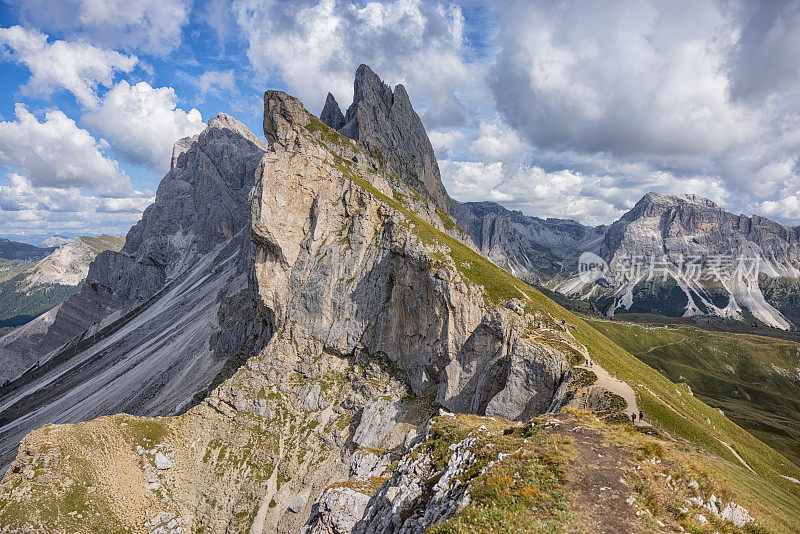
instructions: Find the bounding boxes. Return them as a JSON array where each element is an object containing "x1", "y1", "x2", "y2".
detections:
[{"x1": 544, "y1": 412, "x2": 649, "y2": 533}]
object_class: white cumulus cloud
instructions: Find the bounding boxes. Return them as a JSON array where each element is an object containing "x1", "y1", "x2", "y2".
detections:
[
  {"x1": 0, "y1": 173, "x2": 152, "y2": 235},
  {"x1": 234, "y1": 0, "x2": 475, "y2": 128},
  {"x1": 0, "y1": 25, "x2": 137, "y2": 107},
  {"x1": 489, "y1": 0, "x2": 758, "y2": 158},
  {"x1": 469, "y1": 118, "x2": 527, "y2": 161},
  {"x1": 0, "y1": 104, "x2": 131, "y2": 196},
  {"x1": 478, "y1": 0, "x2": 800, "y2": 223},
  {"x1": 7, "y1": 0, "x2": 191, "y2": 55},
  {"x1": 83, "y1": 80, "x2": 205, "y2": 173},
  {"x1": 193, "y1": 69, "x2": 236, "y2": 103},
  {"x1": 428, "y1": 129, "x2": 466, "y2": 159}
]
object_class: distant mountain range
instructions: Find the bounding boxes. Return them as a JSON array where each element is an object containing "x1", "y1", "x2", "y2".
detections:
[
  {"x1": 453, "y1": 192, "x2": 800, "y2": 330},
  {"x1": 0, "y1": 235, "x2": 124, "y2": 334},
  {"x1": 40, "y1": 235, "x2": 71, "y2": 248}
]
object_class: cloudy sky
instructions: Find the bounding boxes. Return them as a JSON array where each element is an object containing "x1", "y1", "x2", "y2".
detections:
[{"x1": 1, "y1": 0, "x2": 800, "y2": 244}]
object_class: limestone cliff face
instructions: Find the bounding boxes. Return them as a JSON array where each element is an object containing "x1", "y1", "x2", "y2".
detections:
[
  {"x1": 0, "y1": 82, "x2": 580, "y2": 533},
  {"x1": 320, "y1": 65, "x2": 451, "y2": 212},
  {"x1": 0, "y1": 114, "x2": 269, "y2": 470},
  {"x1": 257, "y1": 90, "x2": 572, "y2": 418}
]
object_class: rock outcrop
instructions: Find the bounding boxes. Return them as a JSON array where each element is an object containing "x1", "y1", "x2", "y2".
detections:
[
  {"x1": 453, "y1": 193, "x2": 800, "y2": 330},
  {"x1": 353, "y1": 429, "x2": 478, "y2": 533},
  {"x1": 0, "y1": 114, "x2": 269, "y2": 471},
  {"x1": 320, "y1": 92, "x2": 345, "y2": 131},
  {"x1": 320, "y1": 64, "x2": 451, "y2": 212},
  {"x1": 0, "y1": 70, "x2": 579, "y2": 532},
  {"x1": 257, "y1": 89, "x2": 572, "y2": 417}
]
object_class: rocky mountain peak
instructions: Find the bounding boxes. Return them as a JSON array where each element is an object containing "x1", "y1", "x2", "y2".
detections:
[
  {"x1": 207, "y1": 112, "x2": 266, "y2": 146},
  {"x1": 338, "y1": 64, "x2": 392, "y2": 140},
  {"x1": 263, "y1": 89, "x2": 312, "y2": 151},
  {"x1": 320, "y1": 92, "x2": 345, "y2": 130},
  {"x1": 1, "y1": 80, "x2": 792, "y2": 534},
  {"x1": 123, "y1": 113, "x2": 267, "y2": 281},
  {"x1": 320, "y1": 64, "x2": 451, "y2": 212},
  {"x1": 0, "y1": 114, "x2": 269, "y2": 468},
  {"x1": 635, "y1": 192, "x2": 721, "y2": 213}
]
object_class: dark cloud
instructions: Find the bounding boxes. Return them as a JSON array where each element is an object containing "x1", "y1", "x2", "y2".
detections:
[
  {"x1": 727, "y1": 0, "x2": 800, "y2": 103},
  {"x1": 482, "y1": 0, "x2": 800, "y2": 221}
]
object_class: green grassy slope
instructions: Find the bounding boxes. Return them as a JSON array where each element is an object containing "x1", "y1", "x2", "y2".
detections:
[
  {"x1": 0, "y1": 259, "x2": 36, "y2": 283},
  {"x1": 79, "y1": 234, "x2": 126, "y2": 255},
  {"x1": 426, "y1": 410, "x2": 772, "y2": 533},
  {"x1": 0, "y1": 275, "x2": 79, "y2": 327},
  {"x1": 325, "y1": 141, "x2": 800, "y2": 529},
  {"x1": 585, "y1": 318, "x2": 800, "y2": 467}
]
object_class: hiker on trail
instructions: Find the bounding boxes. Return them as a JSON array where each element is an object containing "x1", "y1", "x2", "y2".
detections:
[
  {"x1": 589, "y1": 359, "x2": 593, "y2": 367},
  {"x1": 631, "y1": 413, "x2": 637, "y2": 424},
  {"x1": 639, "y1": 411, "x2": 644, "y2": 422}
]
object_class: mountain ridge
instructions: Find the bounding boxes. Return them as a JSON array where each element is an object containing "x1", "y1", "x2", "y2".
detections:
[
  {"x1": 0, "y1": 68, "x2": 798, "y2": 533},
  {"x1": 0, "y1": 235, "x2": 125, "y2": 340},
  {"x1": 452, "y1": 191, "x2": 800, "y2": 330},
  {"x1": 0, "y1": 112, "x2": 269, "y2": 471}
]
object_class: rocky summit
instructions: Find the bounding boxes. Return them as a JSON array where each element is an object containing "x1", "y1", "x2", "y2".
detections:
[
  {"x1": 0, "y1": 113, "x2": 268, "y2": 470},
  {"x1": 453, "y1": 191, "x2": 800, "y2": 330},
  {"x1": 319, "y1": 65, "x2": 451, "y2": 213},
  {"x1": 0, "y1": 67, "x2": 799, "y2": 534},
  {"x1": 0, "y1": 67, "x2": 581, "y2": 533}
]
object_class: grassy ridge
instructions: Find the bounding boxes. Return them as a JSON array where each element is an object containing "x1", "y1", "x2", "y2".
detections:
[
  {"x1": 332, "y1": 169, "x2": 800, "y2": 530},
  {"x1": 315, "y1": 116, "x2": 800, "y2": 530},
  {"x1": 424, "y1": 411, "x2": 776, "y2": 533},
  {"x1": 584, "y1": 318, "x2": 800, "y2": 467}
]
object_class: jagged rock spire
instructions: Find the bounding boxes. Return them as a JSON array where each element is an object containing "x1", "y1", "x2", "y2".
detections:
[
  {"x1": 320, "y1": 92, "x2": 345, "y2": 130},
  {"x1": 321, "y1": 64, "x2": 451, "y2": 212}
]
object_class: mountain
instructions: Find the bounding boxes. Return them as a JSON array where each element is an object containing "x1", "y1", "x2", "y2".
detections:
[
  {"x1": 0, "y1": 239, "x2": 54, "y2": 263},
  {"x1": 20, "y1": 235, "x2": 124, "y2": 288},
  {"x1": 41, "y1": 236, "x2": 71, "y2": 248},
  {"x1": 0, "y1": 235, "x2": 124, "y2": 336},
  {"x1": 0, "y1": 68, "x2": 573, "y2": 532},
  {"x1": 319, "y1": 64, "x2": 451, "y2": 212},
  {"x1": 0, "y1": 239, "x2": 54, "y2": 308},
  {"x1": 453, "y1": 193, "x2": 800, "y2": 330},
  {"x1": 0, "y1": 113, "x2": 268, "y2": 468},
  {"x1": 449, "y1": 200, "x2": 604, "y2": 284},
  {"x1": 0, "y1": 68, "x2": 799, "y2": 533}
]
